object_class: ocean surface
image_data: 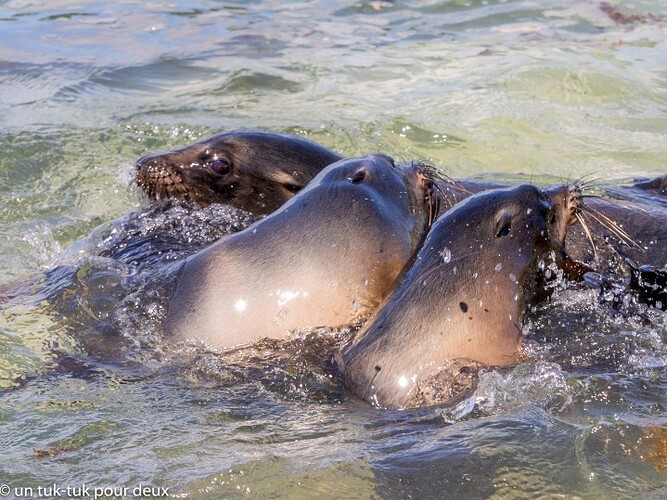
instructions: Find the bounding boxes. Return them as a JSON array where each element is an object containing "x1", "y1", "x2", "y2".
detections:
[{"x1": 0, "y1": 0, "x2": 666, "y2": 498}]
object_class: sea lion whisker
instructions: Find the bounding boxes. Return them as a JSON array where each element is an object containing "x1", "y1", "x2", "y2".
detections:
[
  {"x1": 425, "y1": 186, "x2": 437, "y2": 226},
  {"x1": 412, "y1": 163, "x2": 445, "y2": 223},
  {"x1": 442, "y1": 178, "x2": 474, "y2": 196},
  {"x1": 582, "y1": 206, "x2": 641, "y2": 248},
  {"x1": 412, "y1": 162, "x2": 462, "y2": 213},
  {"x1": 414, "y1": 162, "x2": 472, "y2": 197},
  {"x1": 583, "y1": 194, "x2": 653, "y2": 216},
  {"x1": 431, "y1": 180, "x2": 458, "y2": 213},
  {"x1": 575, "y1": 212, "x2": 598, "y2": 258},
  {"x1": 573, "y1": 169, "x2": 605, "y2": 186},
  {"x1": 585, "y1": 206, "x2": 640, "y2": 246}
]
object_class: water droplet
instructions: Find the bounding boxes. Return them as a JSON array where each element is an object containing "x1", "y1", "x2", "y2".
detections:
[
  {"x1": 509, "y1": 273, "x2": 517, "y2": 283},
  {"x1": 495, "y1": 263, "x2": 502, "y2": 272},
  {"x1": 439, "y1": 247, "x2": 452, "y2": 263}
]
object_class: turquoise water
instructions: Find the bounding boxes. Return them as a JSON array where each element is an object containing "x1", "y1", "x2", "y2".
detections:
[{"x1": 1, "y1": 0, "x2": 666, "y2": 498}]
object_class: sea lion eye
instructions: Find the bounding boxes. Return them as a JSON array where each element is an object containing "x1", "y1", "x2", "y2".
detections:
[
  {"x1": 494, "y1": 209, "x2": 513, "y2": 238},
  {"x1": 206, "y1": 157, "x2": 231, "y2": 176},
  {"x1": 349, "y1": 169, "x2": 367, "y2": 184},
  {"x1": 282, "y1": 182, "x2": 302, "y2": 194}
]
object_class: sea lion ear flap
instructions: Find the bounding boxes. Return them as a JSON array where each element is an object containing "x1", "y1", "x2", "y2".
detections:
[{"x1": 494, "y1": 208, "x2": 513, "y2": 238}]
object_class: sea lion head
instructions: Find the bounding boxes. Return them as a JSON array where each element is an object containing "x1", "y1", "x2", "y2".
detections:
[
  {"x1": 338, "y1": 184, "x2": 582, "y2": 409},
  {"x1": 163, "y1": 153, "x2": 440, "y2": 349},
  {"x1": 280, "y1": 153, "x2": 440, "y2": 268},
  {"x1": 135, "y1": 130, "x2": 342, "y2": 214}
]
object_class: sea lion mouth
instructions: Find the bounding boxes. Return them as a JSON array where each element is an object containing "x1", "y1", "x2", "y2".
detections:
[
  {"x1": 543, "y1": 184, "x2": 594, "y2": 282},
  {"x1": 136, "y1": 162, "x2": 187, "y2": 201},
  {"x1": 548, "y1": 181, "x2": 643, "y2": 267}
]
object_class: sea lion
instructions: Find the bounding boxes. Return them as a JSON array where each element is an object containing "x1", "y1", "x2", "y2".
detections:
[
  {"x1": 135, "y1": 130, "x2": 342, "y2": 214},
  {"x1": 134, "y1": 130, "x2": 665, "y2": 258},
  {"x1": 134, "y1": 131, "x2": 667, "y2": 302},
  {"x1": 337, "y1": 184, "x2": 582, "y2": 409},
  {"x1": 164, "y1": 153, "x2": 439, "y2": 349},
  {"x1": 631, "y1": 174, "x2": 667, "y2": 198}
]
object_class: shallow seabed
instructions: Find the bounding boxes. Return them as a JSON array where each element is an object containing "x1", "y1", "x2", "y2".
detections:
[{"x1": 0, "y1": 0, "x2": 666, "y2": 498}]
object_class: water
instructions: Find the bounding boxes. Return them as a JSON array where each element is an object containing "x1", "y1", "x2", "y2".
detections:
[{"x1": 1, "y1": 0, "x2": 666, "y2": 497}]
